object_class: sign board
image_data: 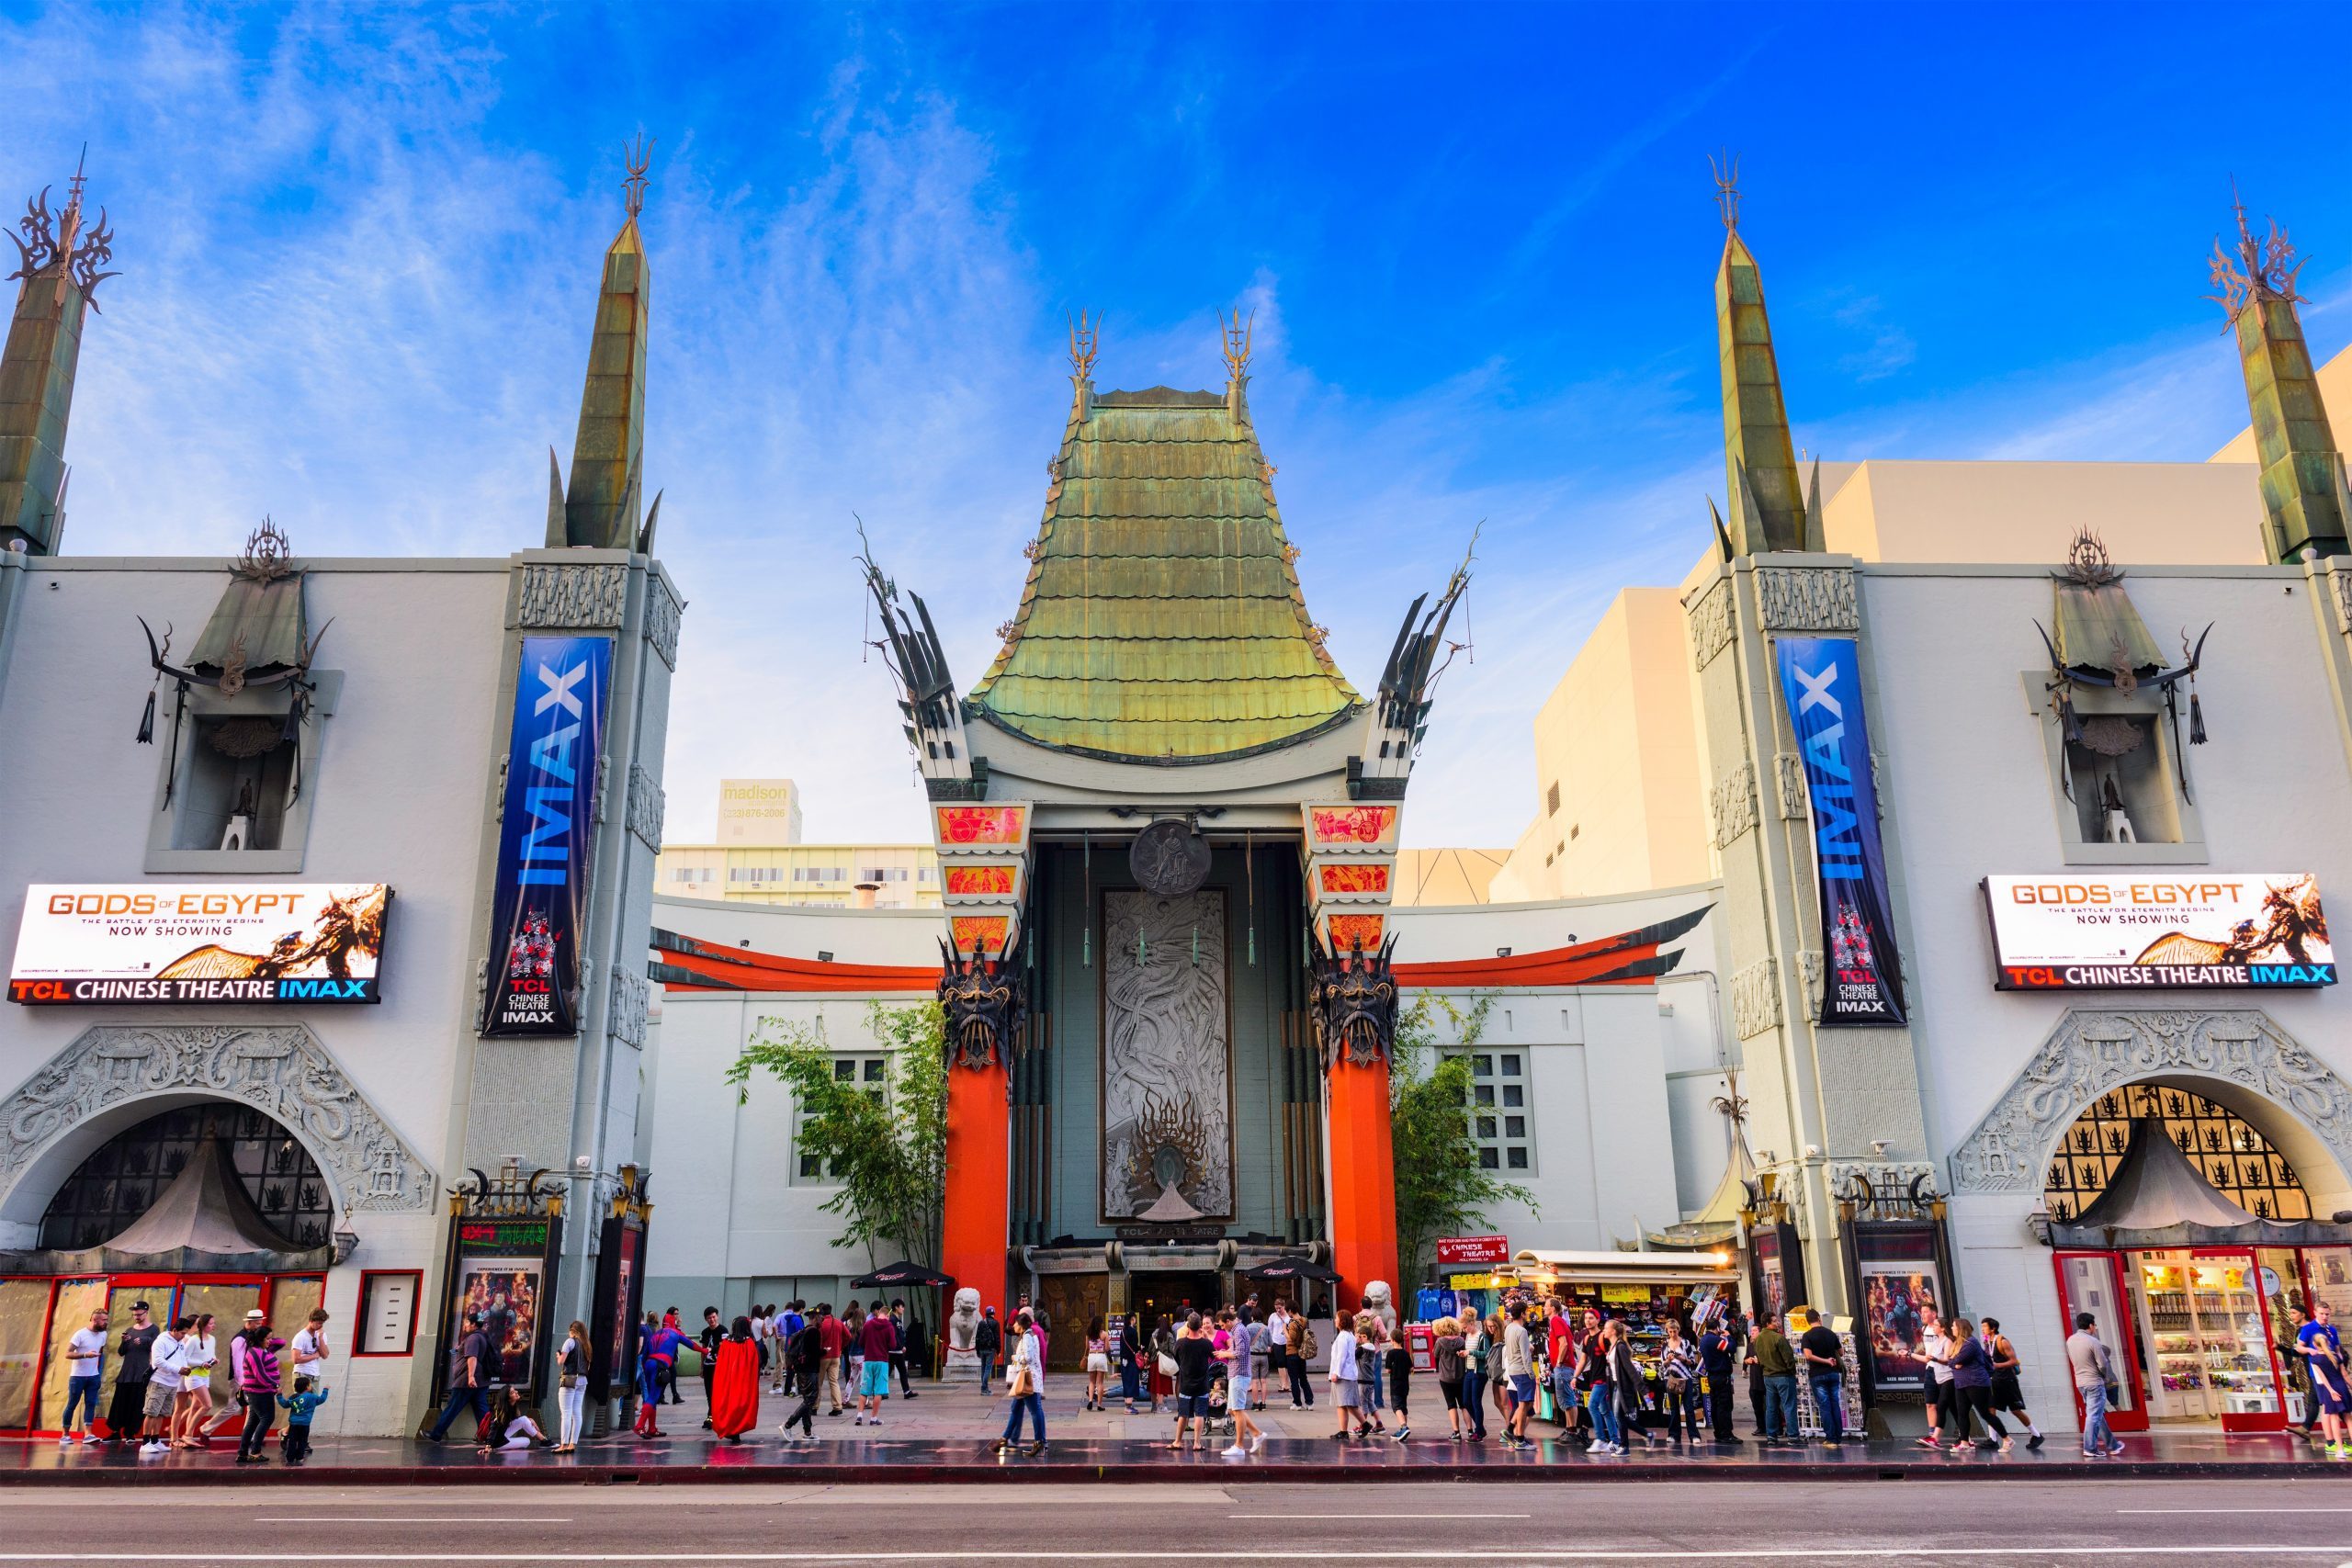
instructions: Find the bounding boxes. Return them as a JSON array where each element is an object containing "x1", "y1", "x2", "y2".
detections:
[
  {"x1": 1984, "y1": 874, "x2": 2335, "y2": 990},
  {"x1": 480, "y1": 636, "x2": 612, "y2": 1036},
  {"x1": 8, "y1": 884, "x2": 390, "y2": 1005},
  {"x1": 1775, "y1": 637, "x2": 1906, "y2": 1025},
  {"x1": 1434, "y1": 1235, "x2": 1511, "y2": 1268}
]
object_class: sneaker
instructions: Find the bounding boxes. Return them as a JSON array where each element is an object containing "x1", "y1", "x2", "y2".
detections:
[
  {"x1": 853, "y1": 1415, "x2": 865, "y2": 1426},
  {"x1": 1221, "y1": 1443, "x2": 1246, "y2": 1458},
  {"x1": 2027, "y1": 1433, "x2": 2044, "y2": 1450},
  {"x1": 140, "y1": 1441, "x2": 165, "y2": 1456},
  {"x1": 1914, "y1": 1437, "x2": 1940, "y2": 1450},
  {"x1": 81, "y1": 1434, "x2": 103, "y2": 1445},
  {"x1": 2107, "y1": 1444, "x2": 2125, "y2": 1456},
  {"x1": 1393, "y1": 1427, "x2": 1409, "y2": 1443},
  {"x1": 55, "y1": 1435, "x2": 70, "y2": 1446},
  {"x1": 1250, "y1": 1434, "x2": 1265, "y2": 1453},
  {"x1": 1997, "y1": 1438, "x2": 2014, "y2": 1453}
]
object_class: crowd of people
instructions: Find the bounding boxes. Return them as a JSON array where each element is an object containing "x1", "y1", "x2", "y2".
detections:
[{"x1": 39, "y1": 1284, "x2": 2213, "y2": 1464}]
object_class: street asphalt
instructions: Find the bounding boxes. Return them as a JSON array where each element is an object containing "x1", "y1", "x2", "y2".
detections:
[{"x1": 1, "y1": 1477, "x2": 2351, "y2": 1564}]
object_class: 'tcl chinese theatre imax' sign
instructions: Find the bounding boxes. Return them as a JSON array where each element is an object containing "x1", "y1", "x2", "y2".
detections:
[
  {"x1": 8, "y1": 884, "x2": 391, "y2": 1004},
  {"x1": 1983, "y1": 874, "x2": 2335, "y2": 990}
]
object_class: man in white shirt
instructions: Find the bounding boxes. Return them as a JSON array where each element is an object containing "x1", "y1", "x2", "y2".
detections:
[
  {"x1": 60, "y1": 1308, "x2": 107, "y2": 1444},
  {"x1": 141, "y1": 1318, "x2": 187, "y2": 1456},
  {"x1": 291, "y1": 1309, "x2": 332, "y2": 1387}
]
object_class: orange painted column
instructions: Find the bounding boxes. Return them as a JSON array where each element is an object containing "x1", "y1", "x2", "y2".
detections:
[
  {"x1": 941, "y1": 1060, "x2": 1012, "y2": 1312},
  {"x1": 1325, "y1": 1055, "x2": 1398, "y2": 1313}
]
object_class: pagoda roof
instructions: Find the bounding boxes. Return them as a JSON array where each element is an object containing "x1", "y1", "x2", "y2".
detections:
[{"x1": 967, "y1": 379, "x2": 1362, "y2": 762}]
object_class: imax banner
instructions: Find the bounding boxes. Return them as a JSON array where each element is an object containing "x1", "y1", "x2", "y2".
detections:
[
  {"x1": 1776, "y1": 635, "x2": 1906, "y2": 1026},
  {"x1": 481, "y1": 636, "x2": 611, "y2": 1037}
]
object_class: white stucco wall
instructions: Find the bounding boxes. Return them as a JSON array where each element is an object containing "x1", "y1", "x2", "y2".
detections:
[
  {"x1": 1860, "y1": 560, "x2": 2352, "y2": 1425},
  {"x1": 0, "y1": 557, "x2": 510, "y2": 1434}
]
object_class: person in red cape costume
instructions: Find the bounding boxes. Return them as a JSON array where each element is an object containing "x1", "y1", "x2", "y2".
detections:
[{"x1": 710, "y1": 1315, "x2": 761, "y2": 1442}]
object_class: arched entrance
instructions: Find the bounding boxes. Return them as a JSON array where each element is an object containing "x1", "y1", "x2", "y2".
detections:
[
  {"x1": 0, "y1": 1022, "x2": 437, "y2": 1437},
  {"x1": 1951, "y1": 1009, "x2": 2352, "y2": 1437}
]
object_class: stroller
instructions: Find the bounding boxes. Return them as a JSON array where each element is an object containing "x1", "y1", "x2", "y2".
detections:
[{"x1": 1204, "y1": 1364, "x2": 1236, "y2": 1438}]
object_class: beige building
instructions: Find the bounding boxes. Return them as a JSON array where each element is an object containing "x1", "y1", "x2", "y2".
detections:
[{"x1": 656, "y1": 780, "x2": 939, "y2": 909}]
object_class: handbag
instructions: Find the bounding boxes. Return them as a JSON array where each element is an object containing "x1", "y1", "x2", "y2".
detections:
[
  {"x1": 1157, "y1": 1352, "x2": 1180, "y2": 1378},
  {"x1": 1008, "y1": 1357, "x2": 1035, "y2": 1398}
]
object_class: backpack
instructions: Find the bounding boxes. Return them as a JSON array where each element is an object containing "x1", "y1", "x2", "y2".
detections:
[{"x1": 1301, "y1": 1324, "x2": 1319, "y2": 1360}]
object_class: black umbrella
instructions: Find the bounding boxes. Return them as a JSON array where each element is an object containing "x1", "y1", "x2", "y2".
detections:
[
  {"x1": 1240, "y1": 1258, "x2": 1339, "y2": 1282},
  {"x1": 852, "y1": 1261, "x2": 955, "y2": 1289}
]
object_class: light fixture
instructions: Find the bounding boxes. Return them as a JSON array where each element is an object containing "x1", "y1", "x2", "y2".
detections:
[
  {"x1": 1496, "y1": 946, "x2": 1512, "y2": 958},
  {"x1": 331, "y1": 1224, "x2": 359, "y2": 1266},
  {"x1": 817, "y1": 950, "x2": 834, "y2": 963}
]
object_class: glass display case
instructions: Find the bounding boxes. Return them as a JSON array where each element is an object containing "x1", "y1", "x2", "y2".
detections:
[{"x1": 2133, "y1": 1250, "x2": 2283, "y2": 1432}]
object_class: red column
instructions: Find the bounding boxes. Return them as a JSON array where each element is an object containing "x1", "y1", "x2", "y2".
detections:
[
  {"x1": 1325, "y1": 1055, "x2": 1398, "y2": 1313},
  {"x1": 941, "y1": 1060, "x2": 1011, "y2": 1312}
]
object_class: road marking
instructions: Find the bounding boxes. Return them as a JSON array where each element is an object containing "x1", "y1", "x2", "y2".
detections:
[
  {"x1": 2119, "y1": 1508, "x2": 2352, "y2": 1515},
  {"x1": 1227, "y1": 1514, "x2": 1529, "y2": 1520},
  {"x1": 252, "y1": 1518, "x2": 573, "y2": 1525},
  {"x1": 0, "y1": 1549, "x2": 2346, "y2": 1562}
]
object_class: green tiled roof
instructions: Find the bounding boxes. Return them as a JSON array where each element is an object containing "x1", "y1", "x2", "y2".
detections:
[{"x1": 970, "y1": 384, "x2": 1361, "y2": 761}]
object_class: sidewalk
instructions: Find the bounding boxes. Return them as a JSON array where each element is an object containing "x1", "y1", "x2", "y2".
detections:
[{"x1": 13, "y1": 1382, "x2": 2352, "y2": 1485}]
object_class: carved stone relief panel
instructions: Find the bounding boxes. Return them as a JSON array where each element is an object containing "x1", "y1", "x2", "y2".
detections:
[
  {"x1": 516, "y1": 562, "x2": 629, "y2": 629},
  {"x1": 607, "y1": 968, "x2": 650, "y2": 1050},
  {"x1": 1946, "y1": 1009, "x2": 2352, "y2": 1193},
  {"x1": 1687, "y1": 577, "x2": 1735, "y2": 671},
  {"x1": 1102, "y1": 889, "x2": 1234, "y2": 1221},
  {"x1": 1731, "y1": 957, "x2": 1782, "y2": 1040},
  {"x1": 644, "y1": 576, "x2": 683, "y2": 670},
  {"x1": 1796, "y1": 950, "x2": 1824, "y2": 1021},
  {"x1": 0, "y1": 1024, "x2": 436, "y2": 1214},
  {"x1": 1774, "y1": 752, "x2": 1809, "y2": 819},
  {"x1": 626, "y1": 762, "x2": 666, "y2": 848},
  {"x1": 2332, "y1": 569, "x2": 2352, "y2": 637},
  {"x1": 1710, "y1": 761, "x2": 1758, "y2": 851},
  {"x1": 1756, "y1": 566, "x2": 1859, "y2": 632}
]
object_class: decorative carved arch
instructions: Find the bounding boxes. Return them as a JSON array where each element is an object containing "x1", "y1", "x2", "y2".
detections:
[
  {"x1": 1947, "y1": 1008, "x2": 2352, "y2": 1196},
  {"x1": 0, "y1": 1022, "x2": 436, "y2": 1229}
]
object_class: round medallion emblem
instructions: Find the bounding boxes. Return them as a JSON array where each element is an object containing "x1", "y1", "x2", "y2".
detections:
[{"x1": 1129, "y1": 819, "x2": 1212, "y2": 897}]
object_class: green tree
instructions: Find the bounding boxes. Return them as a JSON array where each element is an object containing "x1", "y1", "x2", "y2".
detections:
[
  {"x1": 1390, "y1": 993, "x2": 1536, "y2": 1288},
  {"x1": 726, "y1": 999, "x2": 949, "y2": 1270}
]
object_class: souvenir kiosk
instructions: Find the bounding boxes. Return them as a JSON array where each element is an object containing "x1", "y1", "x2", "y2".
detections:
[
  {"x1": 2048, "y1": 1115, "x2": 2352, "y2": 1435},
  {"x1": 1510, "y1": 1248, "x2": 1741, "y2": 1427}
]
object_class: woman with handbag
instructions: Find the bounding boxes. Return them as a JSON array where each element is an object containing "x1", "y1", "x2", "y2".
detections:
[
  {"x1": 1152, "y1": 1315, "x2": 1178, "y2": 1415},
  {"x1": 1610, "y1": 1320, "x2": 1659, "y2": 1450},
  {"x1": 1658, "y1": 1320, "x2": 1702, "y2": 1446},
  {"x1": 554, "y1": 1319, "x2": 590, "y2": 1452},
  {"x1": 1460, "y1": 1314, "x2": 1489, "y2": 1441},
  {"x1": 996, "y1": 1310, "x2": 1046, "y2": 1456}
]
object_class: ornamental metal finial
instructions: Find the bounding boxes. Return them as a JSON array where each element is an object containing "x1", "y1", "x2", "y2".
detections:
[
  {"x1": 2208, "y1": 178, "x2": 2304, "y2": 320},
  {"x1": 1709, "y1": 151, "x2": 1740, "y2": 231},
  {"x1": 1068, "y1": 309, "x2": 1102, "y2": 378},
  {"x1": 622, "y1": 134, "x2": 654, "y2": 220},
  {"x1": 9, "y1": 144, "x2": 120, "y2": 310},
  {"x1": 1220, "y1": 306, "x2": 1254, "y2": 381}
]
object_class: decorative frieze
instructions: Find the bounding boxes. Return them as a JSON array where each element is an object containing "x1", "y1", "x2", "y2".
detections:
[
  {"x1": 1731, "y1": 957, "x2": 1782, "y2": 1040},
  {"x1": 1710, "y1": 761, "x2": 1758, "y2": 851},
  {"x1": 1687, "y1": 577, "x2": 1735, "y2": 671},
  {"x1": 1796, "y1": 949, "x2": 1824, "y2": 1021},
  {"x1": 2333, "y1": 568, "x2": 2352, "y2": 637},
  {"x1": 607, "y1": 968, "x2": 650, "y2": 1049},
  {"x1": 1947, "y1": 1009, "x2": 2352, "y2": 1193},
  {"x1": 1774, "y1": 752, "x2": 1808, "y2": 820},
  {"x1": 0, "y1": 1024, "x2": 436, "y2": 1213},
  {"x1": 516, "y1": 562, "x2": 629, "y2": 629},
  {"x1": 1827, "y1": 1158, "x2": 1938, "y2": 1209},
  {"x1": 626, "y1": 762, "x2": 665, "y2": 848},
  {"x1": 1756, "y1": 565, "x2": 1859, "y2": 632},
  {"x1": 643, "y1": 575, "x2": 684, "y2": 670}
]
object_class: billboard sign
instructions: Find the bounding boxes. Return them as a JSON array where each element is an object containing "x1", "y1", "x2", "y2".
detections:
[
  {"x1": 1775, "y1": 636, "x2": 1907, "y2": 1025},
  {"x1": 8, "y1": 884, "x2": 390, "y2": 1005},
  {"x1": 481, "y1": 636, "x2": 612, "y2": 1036},
  {"x1": 1984, "y1": 874, "x2": 2335, "y2": 990},
  {"x1": 1434, "y1": 1235, "x2": 1511, "y2": 1268}
]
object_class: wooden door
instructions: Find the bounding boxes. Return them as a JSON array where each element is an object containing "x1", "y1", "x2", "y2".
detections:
[{"x1": 1036, "y1": 1275, "x2": 1105, "y2": 1371}]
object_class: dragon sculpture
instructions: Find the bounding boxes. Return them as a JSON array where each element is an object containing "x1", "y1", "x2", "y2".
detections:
[
  {"x1": 936, "y1": 936, "x2": 1025, "y2": 1071},
  {"x1": 1308, "y1": 930, "x2": 1401, "y2": 1070}
]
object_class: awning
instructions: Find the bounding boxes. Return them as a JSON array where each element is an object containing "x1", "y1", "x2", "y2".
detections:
[
  {"x1": 1241, "y1": 1258, "x2": 1339, "y2": 1282},
  {"x1": 853, "y1": 1261, "x2": 955, "y2": 1289},
  {"x1": 1511, "y1": 1247, "x2": 1738, "y2": 1287},
  {"x1": 2051, "y1": 1115, "x2": 2352, "y2": 1249}
]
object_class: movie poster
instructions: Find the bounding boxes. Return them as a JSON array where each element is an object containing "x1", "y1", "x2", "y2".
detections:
[
  {"x1": 1775, "y1": 636, "x2": 1906, "y2": 1026},
  {"x1": 480, "y1": 636, "x2": 612, "y2": 1037},
  {"x1": 1983, "y1": 874, "x2": 2335, "y2": 990},
  {"x1": 453, "y1": 1260, "x2": 543, "y2": 1389},
  {"x1": 9, "y1": 884, "x2": 390, "y2": 1005},
  {"x1": 1860, "y1": 1260, "x2": 1939, "y2": 1387}
]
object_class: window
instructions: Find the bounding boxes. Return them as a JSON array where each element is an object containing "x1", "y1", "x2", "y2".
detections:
[
  {"x1": 730, "y1": 866, "x2": 786, "y2": 884},
  {"x1": 1546, "y1": 782, "x2": 1561, "y2": 817},
  {"x1": 794, "y1": 1054, "x2": 888, "y2": 1183},
  {"x1": 1453, "y1": 1048, "x2": 1533, "y2": 1175},
  {"x1": 144, "y1": 672, "x2": 342, "y2": 874},
  {"x1": 859, "y1": 867, "x2": 909, "y2": 883},
  {"x1": 1568, "y1": 824, "x2": 1580, "y2": 840},
  {"x1": 669, "y1": 867, "x2": 713, "y2": 885},
  {"x1": 792, "y1": 866, "x2": 850, "y2": 883},
  {"x1": 2029, "y1": 671, "x2": 2206, "y2": 864},
  {"x1": 2046, "y1": 1084, "x2": 2308, "y2": 1223},
  {"x1": 40, "y1": 1103, "x2": 334, "y2": 1250}
]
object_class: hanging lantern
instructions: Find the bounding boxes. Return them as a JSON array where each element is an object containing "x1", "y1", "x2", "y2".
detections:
[{"x1": 135, "y1": 686, "x2": 155, "y2": 745}]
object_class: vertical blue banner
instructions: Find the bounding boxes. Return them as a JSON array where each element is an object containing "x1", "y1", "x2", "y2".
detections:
[
  {"x1": 481, "y1": 635, "x2": 612, "y2": 1037},
  {"x1": 1775, "y1": 636, "x2": 1906, "y2": 1027}
]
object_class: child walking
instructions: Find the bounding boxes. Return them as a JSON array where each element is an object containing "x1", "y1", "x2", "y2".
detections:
[{"x1": 280, "y1": 1376, "x2": 330, "y2": 1466}]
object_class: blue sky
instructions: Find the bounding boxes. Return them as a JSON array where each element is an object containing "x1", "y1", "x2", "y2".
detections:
[{"x1": 10, "y1": 2, "x2": 2352, "y2": 849}]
